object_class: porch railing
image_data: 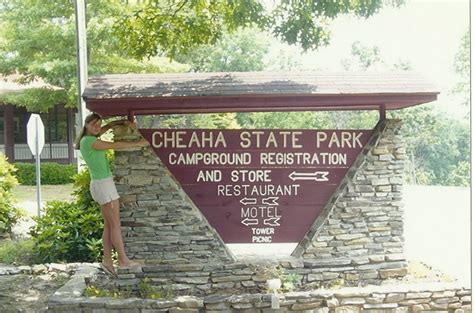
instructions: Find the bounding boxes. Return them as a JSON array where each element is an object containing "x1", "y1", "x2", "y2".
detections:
[{"x1": 0, "y1": 143, "x2": 73, "y2": 162}]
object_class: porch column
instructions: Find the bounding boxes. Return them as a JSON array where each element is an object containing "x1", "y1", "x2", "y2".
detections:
[
  {"x1": 67, "y1": 108, "x2": 75, "y2": 164},
  {"x1": 4, "y1": 105, "x2": 14, "y2": 162}
]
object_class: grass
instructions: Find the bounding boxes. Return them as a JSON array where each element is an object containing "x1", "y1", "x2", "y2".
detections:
[
  {"x1": 12, "y1": 184, "x2": 74, "y2": 203},
  {"x1": 0, "y1": 239, "x2": 35, "y2": 265}
]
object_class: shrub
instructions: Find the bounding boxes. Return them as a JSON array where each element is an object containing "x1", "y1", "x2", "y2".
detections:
[
  {"x1": 0, "y1": 239, "x2": 35, "y2": 264},
  {"x1": 29, "y1": 167, "x2": 103, "y2": 263},
  {"x1": 14, "y1": 162, "x2": 77, "y2": 185},
  {"x1": 0, "y1": 154, "x2": 22, "y2": 238},
  {"x1": 30, "y1": 199, "x2": 103, "y2": 263},
  {"x1": 28, "y1": 152, "x2": 115, "y2": 263}
]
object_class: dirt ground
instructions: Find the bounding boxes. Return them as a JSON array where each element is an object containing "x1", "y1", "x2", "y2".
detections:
[{"x1": 0, "y1": 272, "x2": 70, "y2": 312}]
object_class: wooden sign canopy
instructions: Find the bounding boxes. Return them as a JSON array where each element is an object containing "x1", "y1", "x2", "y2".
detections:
[{"x1": 83, "y1": 71, "x2": 439, "y2": 118}]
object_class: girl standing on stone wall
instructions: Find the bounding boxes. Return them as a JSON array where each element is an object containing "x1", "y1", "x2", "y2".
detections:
[{"x1": 74, "y1": 112, "x2": 149, "y2": 276}]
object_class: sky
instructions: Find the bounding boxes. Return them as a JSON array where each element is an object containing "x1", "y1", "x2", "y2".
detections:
[{"x1": 267, "y1": 0, "x2": 469, "y2": 119}]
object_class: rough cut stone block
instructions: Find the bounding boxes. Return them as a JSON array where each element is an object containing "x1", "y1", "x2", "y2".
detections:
[
  {"x1": 406, "y1": 292, "x2": 433, "y2": 299},
  {"x1": 448, "y1": 302, "x2": 462, "y2": 309},
  {"x1": 461, "y1": 296, "x2": 471, "y2": 303},
  {"x1": 386, "y1": 293, "x2": 405, "y2": 302},
  {"x1": 303, "y1": 259, "x2": 352, "y2": 268},
  {"x1": 176, "y1": 296, "x2": 204, "y2": 309},
  {"x1": 334, "y1": 306, "x2": 360, "y2": 313},
  {"x1": 291, "y1": 301, "x2": 323, "y2": 310},
  {"x1": 363, "y1": 303, "x2": 398, "y2": 309},
  {"x1": 372, "y1": 147, "x2": 390, "y2": 155},
  {"x1": 231, "y1": 303, "x2": 253, "y2": 309},
  {"x1": 371, "y1": 178, "x2": 390, "y2": 186},
  {"x1": 128, "y1": 175, "x2": 153, "y2": 186},
  {"x1": 308, "y1": 273, "x2": 324, "y2": 282},
  {"x1": 340, "y1": 298, "x2": 366, "y2": 305},
  {"x1": 345, "y1": 273, "x2": 359, "y2": 281},
  {"x1": 169, "y1": 309, "x2": 200, "y2": 313},
  {"x1": 380, "y1": 268, "x2": 408, "y2": 279},
  {"x1": 326, "y1": 298, "x2": 339, "y2": 308},
  {"x1": 205, "y1": 302, "x2": 230, "y2": 310}
]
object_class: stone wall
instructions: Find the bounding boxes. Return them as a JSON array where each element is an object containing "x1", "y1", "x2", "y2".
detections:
[
  {"x1": 48, "y1": 280, "x2": 471, "y2": 313},
  {"x1": 114, "y1": 124, "x2": 234, "y2": 265},
  {"x1": 112, "y1": 119, "x2": 407, "y2": 292},
  {"x1": 293, "y1": 119, "x2": 407, "y2": 285}
]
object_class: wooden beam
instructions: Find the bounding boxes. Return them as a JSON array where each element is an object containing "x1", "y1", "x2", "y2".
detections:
[
  {"x1": 67, "y1": 108, "x2": 75, "y2": 164},
  {"x1": 127, "y1": 110, "x2": 135, "y2": 122},
  {"x1": 379, "y1": 104, "x2": 386, "y2": 121},
  {"x1": 4, "y1": 105, "x2": 14, "y2": 162},
  {"x1": 86, "y1": 94, "x2": 438, "y2": 117}
]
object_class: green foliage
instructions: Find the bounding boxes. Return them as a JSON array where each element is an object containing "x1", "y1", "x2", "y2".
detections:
[
  {"x1": 138, "y1": 277, "x2": 173, "y2": 300},
  {"x1": 113, "y1": 0, "x2": 405, "y2": 59},
  {"x1": 453, "y1": 30, "x2": 470, "y2": 106},
  {"x1": 0, "y1": 88, "x2": 68, "y2": 113},
  {"x1": 28, "y1": 151, "x2": 117, "y2": 263},
  {"x1": 0, "y1": 0, "x2": 188, "y2": 112},
  {"x1": 281, "y1": 273, "x2": 302, "y2": 292},
  {"x1": 0, "y1": 239, "x2": 35, "y2": 264},
  {"x1": 389, "y1": 106, "x2": 470, "y2": 186},
  {"x1": 0, "y1": 154, "x2": 22, "y2": 237},
  {"x1": 29, "y1": 199, "x2": 102, "y2": 263},
  {"x1": 14, "y1": 162, "x2": 77, "y2": 185},
  {"x1": 236, "y1": 111, "x2": 378, "y2": 130},
  {"x1": 175, "y1": 28, "x2": 270, "y2": 72},
  {"x1": 84, "y1": 284, "x2": 132, "y2": 298},
  {"x1": 138, "y1": 113, "x2": 240, "y2": 131},
  {"x1": 341, "y1": 41, "x2": 412, "y2": 71},
  {"x1": 340, "y1": 40, "x2": 470, "y2": 187}
]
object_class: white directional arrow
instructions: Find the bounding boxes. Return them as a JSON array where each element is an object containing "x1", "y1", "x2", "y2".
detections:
[
  {"x1": 241, "y1": 218, "x2": 259, "y2": 226},
  {"x1": 289, "y1": 171, "x2": 329, "y2": 182},
  {"x1": 240, "y1": 197, "x2": 257, "y2": 205},
  {"x1": 263, "y1": 217, "x2": 281, "y2": 227},
  {"x1": 262, "y1": 196, "x2": 279, "y2": 206}
]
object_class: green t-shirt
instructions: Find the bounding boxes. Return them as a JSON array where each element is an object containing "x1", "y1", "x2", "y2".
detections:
[{"x1": 80, "y1": 136, "x2": 112, "y2": 180}]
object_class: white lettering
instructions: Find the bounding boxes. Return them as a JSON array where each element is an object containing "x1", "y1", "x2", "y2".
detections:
[
  {"x1": 230, "y1": 170, "x2": 271, "y2": 183},
  {"x1": 197, "y1": 170, "x2": 221, "y2": 182},
  {"x1": 316, "y1": 132, "x2": 327, "y2": 148}
]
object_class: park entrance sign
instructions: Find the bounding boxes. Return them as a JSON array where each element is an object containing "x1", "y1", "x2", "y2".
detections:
[
  {"x1": 140, "y1": 129, "x2": 373, "y2": 243},
  {"x1": 83, "y1": 71, "x2": 439, "y2": 291}
]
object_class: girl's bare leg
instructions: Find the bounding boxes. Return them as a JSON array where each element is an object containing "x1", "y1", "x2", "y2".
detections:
[
  {"x1": 101, "y1": 219, "x2": 113, "y2": 267},
  {"x1": 101, "y1": 199, "x2": 136, "y2": 266}
]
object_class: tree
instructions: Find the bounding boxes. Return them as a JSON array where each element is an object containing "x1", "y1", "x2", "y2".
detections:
[
  {"x1": 113, "y1": 0, "x2": 405, "y2": 60},
  {"x1": 0, "y1": 0, "x2": 188, "y2": 112},
  {"x1": 175, "y1": 28, "x2": 270, "y2": 72},
  {"x1": 453, "y1": 30, "x2": 469, "y2": 107},
  {"x1": 339, "y1": 40, "x2": 470, "y2": 186}
]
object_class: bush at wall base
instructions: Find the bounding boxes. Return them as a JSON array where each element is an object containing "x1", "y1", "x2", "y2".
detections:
[
  {"x1": 0, "y1": 154, "x2": 22, "y2": 239},
  {"x1": 14, "y1": 162, "x2": 77, "y2": 185},
  {"x1": 28, "y1": 152, "x2": 114, "y2": 263},
  {"x1": 29, "y1": 168, "x2": 103, "y2": 263}
]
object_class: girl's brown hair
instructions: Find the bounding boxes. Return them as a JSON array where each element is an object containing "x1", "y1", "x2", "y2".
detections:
[{"x1": 74, "y1": 112, "x2": 102, "y2": 149}]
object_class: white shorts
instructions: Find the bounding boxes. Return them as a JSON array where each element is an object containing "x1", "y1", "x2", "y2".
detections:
[{"x1": 90, "y1": 176, "x2": 120, "y2": 205}]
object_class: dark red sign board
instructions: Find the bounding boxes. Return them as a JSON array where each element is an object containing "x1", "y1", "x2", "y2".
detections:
[{"x1": 139, "y1": 129, "x2": 373, "y2": 243}]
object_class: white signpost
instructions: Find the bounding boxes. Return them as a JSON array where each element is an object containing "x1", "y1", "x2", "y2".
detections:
[{"x1": 27, "y1": 114, "x2": 45, "y2": 216}]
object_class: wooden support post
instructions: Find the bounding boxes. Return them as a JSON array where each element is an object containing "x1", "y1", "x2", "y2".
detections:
[
  {"x1": 379, "y1": 104, "x2": 386, "y2": 121},
  {"x1": 4, "y1": 105, "x2": 14, "y2": 162},
  {"x1": 67, "y1": 108, "x2": 75, "y2": 164},
  {"x1": 128, "y1": 110, "x2": 135, "y2": 122}
]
